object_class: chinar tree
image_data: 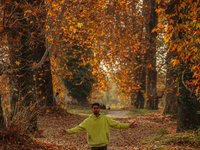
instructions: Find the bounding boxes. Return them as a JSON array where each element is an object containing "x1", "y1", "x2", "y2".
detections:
[
  {"x1": 59, "y1": 41, "x2": 95, "y2": 103},
  {"x1": 3, "y1": 0, "x2": 54, "y2": 133},
  {"x1": 156, "y1": 0, "x2": 200, "y2": 132}
]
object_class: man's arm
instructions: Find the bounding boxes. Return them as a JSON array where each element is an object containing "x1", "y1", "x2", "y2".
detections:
[
  {"x1": 107, "y1": 116, "x2": 130, "y2": 129},
  {"x1": 59, "y1": 119, "x2": 87, "y2": 135},
  {"x1": 66, "y1": 125, "x2": 85, "y2": 135},
  {"x1": 107, "y1": 116, "x2": 137, "y2": 129}
]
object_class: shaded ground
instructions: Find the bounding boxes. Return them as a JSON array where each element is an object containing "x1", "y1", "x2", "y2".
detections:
[{"x1": 35, "y1": 107, "x2": 179, "y2": 150}]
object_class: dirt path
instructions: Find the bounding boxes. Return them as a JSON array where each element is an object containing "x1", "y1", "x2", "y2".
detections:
[
  {"x1": 106, "y1": 110, "x2": 128, "y2": 118},
  {"x1": 36, "y1": 107, "x2": 177, "y2": 150}
]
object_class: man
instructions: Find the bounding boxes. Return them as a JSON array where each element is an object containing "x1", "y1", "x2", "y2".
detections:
[
  {"x1": 59, "y1": 103, "x2": 137, "y2": 150},
  {"x1": 54, "y1": 92, "x2": 61, "y2": 105}
]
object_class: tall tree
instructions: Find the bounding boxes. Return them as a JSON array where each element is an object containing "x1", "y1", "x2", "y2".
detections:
[
  {"x1": 3, "y1": 0, "x2": 54, "y2": 133},
  {"x1": 144, "y1": 0, "x2": 158, "y2": 110},
  {"x1": 6, "y1": 0, "x2": 37, "y2": 132},
  {"x1": 157, "y1": 0, "x2": 200, "y2": 131},
  {"x1": 161, "y1": 0, "x2": 180, "y2": 115}
]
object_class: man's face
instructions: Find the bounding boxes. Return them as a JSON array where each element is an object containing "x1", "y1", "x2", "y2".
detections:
[{"x1": 92, "y1": 105, "x2": 100, "y2": 115}]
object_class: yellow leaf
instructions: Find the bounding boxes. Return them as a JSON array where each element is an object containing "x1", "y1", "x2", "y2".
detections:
[
  {"x1": 77, "y1": 23, "x2": 83, "y2": 28},
  {"x1": 45, "y1": 25, "x2": 50, "y2": 30},
  {"x1": 196, "y1": 23, "x2": 200, "y2": 29},
  {"x1": 14, "y1": 88, "x2": 18, "y2": 91},
  {"x1": 15, "y1": 61, "x2": 20, "y2": 66},
  {"x1": 70, "y1": 26, "x2": 74, "y2": 30},
  {"x1": 24, "y1": 10, "x2": 32, "y2": 16},
  {"x1": 28, "y1": 91, "x2": 32, "y2": 93}
]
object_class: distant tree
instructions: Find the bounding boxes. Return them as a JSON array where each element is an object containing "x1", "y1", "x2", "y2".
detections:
[{"x1": 60, "y1": 42, "x2": 94, "y2": 103}]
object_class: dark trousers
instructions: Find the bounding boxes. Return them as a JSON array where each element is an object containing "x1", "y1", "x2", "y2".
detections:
[{"x1": 91, "y1": 145, "x2": 107, "y2": 150}]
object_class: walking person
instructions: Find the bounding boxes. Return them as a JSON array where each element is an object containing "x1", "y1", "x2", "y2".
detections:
[{"x1": 59, "y1": 102, "x2": 137, "y2": 150}]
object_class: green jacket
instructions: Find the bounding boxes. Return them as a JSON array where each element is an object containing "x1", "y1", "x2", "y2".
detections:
[{"x1": 66, "y1": 113, "x2": 130, "y2": 147}]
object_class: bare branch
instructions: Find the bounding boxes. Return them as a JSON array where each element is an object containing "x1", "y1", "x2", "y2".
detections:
[{"x1": 181, "y1": 70, "x2": 193, "y2": 93}]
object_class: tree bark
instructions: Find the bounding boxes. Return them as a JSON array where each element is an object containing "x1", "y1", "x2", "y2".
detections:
[
  {"x1": 176, "y1": 65, "x2": 200, "y2": 132},
  {"x1": 0, "y1": 94, "x2": 5, "y2": 129},
  {"x1": 6, "y1": 0, "x2": 51, "y2": 133},
  {"x1": 162, "y1": 50, "x2": 178, "y2": 114},
  {"x1": 162, "y1": 1, "x2": 180, "y2": 114},
  {"x1": 144, "y1": 0, "x2": 158, "y2": 110},
  {"x1": 33, "y1": 31, "x2": 54, "y2": 107}
]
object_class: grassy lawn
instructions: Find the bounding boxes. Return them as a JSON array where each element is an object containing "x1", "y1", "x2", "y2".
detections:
[
  {"x1": 141, "y1": 131, "x2": 200, "y2": 149},
  {"x1": 67, "y1": 104, "x2": 163, "y2": 118},
  {"x1": 127, "y1": 108, "x2": 162, "y2": 117},
  {"x1": 67, "y1": 104, "x2": 108, "y2": 115}
]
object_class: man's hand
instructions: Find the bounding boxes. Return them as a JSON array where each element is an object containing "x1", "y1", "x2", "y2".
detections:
[
  {"x1": 129, "y1": 122, "x2": 138, "y2": 128},
  {"x1": 59, "y1": 129, "x2": 66, "y2": 135}
]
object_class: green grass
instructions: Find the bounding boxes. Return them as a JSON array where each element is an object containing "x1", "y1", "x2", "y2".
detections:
[
  {"x1": 127, "y1": 108, "x2": 161, "y2": 116},
  {"x1": 67, "y1": 105, "x2": 161, "y2": 117},
  {"x1": 141, "y1": 130, "x2": 200, "y2": 149},
  {"x1": 67, "y1": 104, "x2": 108, "y2": 115}
]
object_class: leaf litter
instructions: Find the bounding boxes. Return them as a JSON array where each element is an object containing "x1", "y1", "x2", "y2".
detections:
[{"x1": 1, "y1": 106, "x2": 198, "y2": 149}]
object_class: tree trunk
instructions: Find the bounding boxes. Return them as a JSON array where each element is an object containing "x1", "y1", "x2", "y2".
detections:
[
  {"x1": 133, "y1": 64, "x2": 146, "y2": 109},
  {"x1": 6, "y1": 0, "x2": 49, "y2": 133},
  {"x1": 33, "y1": 36, "x2": 54, "y2": 107},
  {"x1": 162, "y1": 51, "x2": 178, "y2": 114},
  {"x1": 162, "y1": 0, "x2": 181, "y2": 114},
  {"x1": 176, "y1": 65, "x2": 200, "y2": 132},
  {"x1": 144, "y1": 0, "x2": 158, "y2": 110},
  {"x1": 0, "y1": 94, "x2": 5, "y2": 129}
]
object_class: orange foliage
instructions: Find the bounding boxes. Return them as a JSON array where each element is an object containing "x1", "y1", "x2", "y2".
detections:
[
  {"x1": 45, "y1": 0, "x2": 147, "y2": 98},
  {"x1": 156, "y1": 0, "x2": 200, "y2": 96}
]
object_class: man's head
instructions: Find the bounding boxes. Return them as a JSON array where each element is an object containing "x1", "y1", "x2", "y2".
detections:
[{"x1": 92, "y1": 103, "x2": 100, "y2": 115}]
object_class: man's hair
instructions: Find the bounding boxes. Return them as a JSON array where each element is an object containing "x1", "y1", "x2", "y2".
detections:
[{"x1": 92, "y1": 103, "x2": 100, "y2": 108}]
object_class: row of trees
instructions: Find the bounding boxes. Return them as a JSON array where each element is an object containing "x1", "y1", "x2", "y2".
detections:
[{"x1": 0, "y1": 0, "x2": 199, "y2": 135}]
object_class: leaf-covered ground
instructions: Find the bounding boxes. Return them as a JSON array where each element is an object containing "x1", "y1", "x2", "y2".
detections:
[
  {"x1": 1, "y1": 107, "x2": 199, "y2": 149},
  {"x1": 35, "y1": 107, "x2": 186, "y2": 150}
]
